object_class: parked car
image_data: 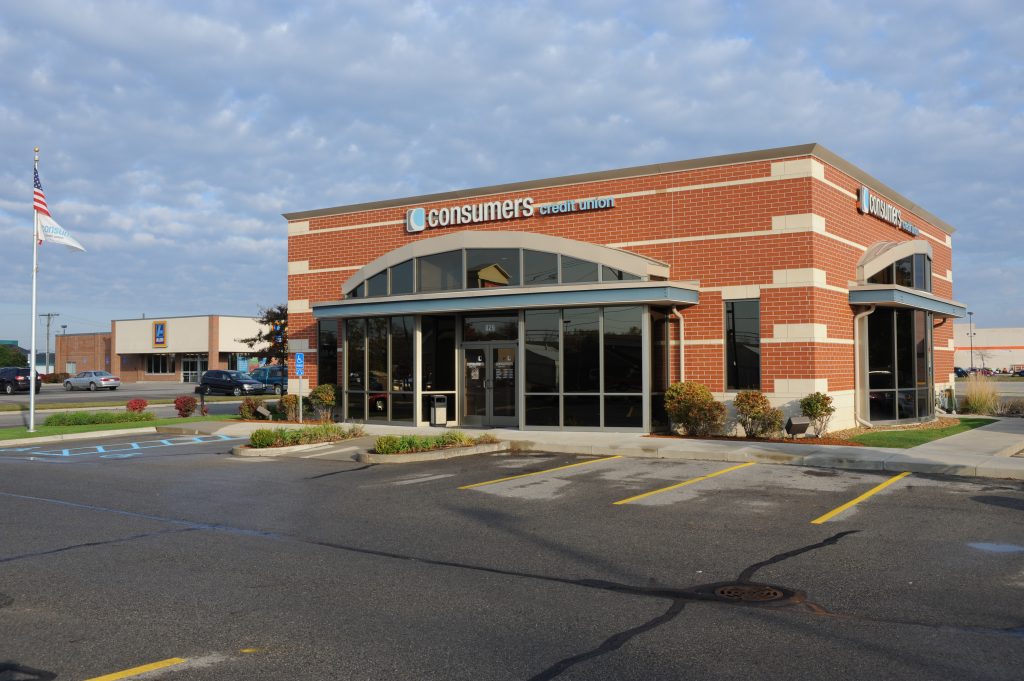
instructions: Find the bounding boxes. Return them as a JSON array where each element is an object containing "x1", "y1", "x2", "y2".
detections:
[
  {"x1": 1015, "y1": 369, "x2": 1024, "y2": 378},
  {"x1": 250, "y1": 365, "x2": 287, "y2": 395},
  {"x1": 200, "y1": 370, "x2": 265, "y2": 396},
  {"x1": 64, "y1": 370, "x2": 121, "y2": 391},
  {"x1": 0, "y1": 366, "x2": 41, "y2": 394},
  {"x1": 954, "y1": 367, "x2": 969, "y2": 378}
]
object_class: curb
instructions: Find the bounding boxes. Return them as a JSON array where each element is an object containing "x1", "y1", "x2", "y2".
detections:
[
  {"x1": 0, "y1": 427, "x2": 159, "y2": 447},
  {"x1": 358, "y1": 442, "x2": 510, "y2": 464},
  {"x1": 232, "y1": 441, "x2": 342, "y2": 457}
]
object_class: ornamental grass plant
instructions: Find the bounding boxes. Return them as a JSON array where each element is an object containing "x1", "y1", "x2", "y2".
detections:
[{"x1": 961, "y1": 375, "x2": 999, "y2": 415}]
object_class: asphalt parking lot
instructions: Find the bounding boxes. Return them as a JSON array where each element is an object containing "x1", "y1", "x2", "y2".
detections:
[{"x1": 1, "y1": 438, "x2": 1022, "y2": 680}]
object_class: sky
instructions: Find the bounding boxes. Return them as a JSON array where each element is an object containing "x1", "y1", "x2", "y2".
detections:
[{"x1": 1, "y1": 0, "x2": 1022, "y2": 348}]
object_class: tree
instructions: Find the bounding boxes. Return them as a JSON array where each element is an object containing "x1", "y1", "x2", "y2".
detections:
[
  {"x1": 239, "y1": 304, "x2": 288, "y2": 366},
  {"x1": 0, "y1": 345, "x2": 28, "y2": 368}
]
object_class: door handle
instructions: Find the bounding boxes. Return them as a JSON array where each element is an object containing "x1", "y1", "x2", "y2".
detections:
[{"x1": 484, "y1": 379, "x2": 493, "y2": 389}]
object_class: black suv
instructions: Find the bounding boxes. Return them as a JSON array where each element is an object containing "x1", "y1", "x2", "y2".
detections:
[
  {"x1": 250, "y1": 365, "x2": 287, "y2": 395},
  {"x1": 0, "y1": 367, "x2": 41, "y2": 394},
  {"x1": 199, "y1": 370, "x2": 265, "y2": 396}
]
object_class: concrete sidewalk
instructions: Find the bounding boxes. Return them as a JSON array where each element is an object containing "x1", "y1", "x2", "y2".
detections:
[{"x1": 157, "y1": 417, "x2": 1024, "y2": 481}]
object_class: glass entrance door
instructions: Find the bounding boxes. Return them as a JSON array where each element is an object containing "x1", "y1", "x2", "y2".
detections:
[
  {"x1": 462, "y1": 344, "x2": 517, "y2": 427},
  {"x1": 182, "y1": 354, "x2": 208, "y2": 383}
]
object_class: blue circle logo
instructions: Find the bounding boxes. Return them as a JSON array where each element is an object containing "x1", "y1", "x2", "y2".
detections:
[{"x1": 406, "y1": 207, "x2": 426, "y2": 233}]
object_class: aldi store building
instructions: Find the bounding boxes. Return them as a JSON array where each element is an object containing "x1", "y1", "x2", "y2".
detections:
[{"x1": 284, "y1": 144, "x2": 965, "y2": 432}]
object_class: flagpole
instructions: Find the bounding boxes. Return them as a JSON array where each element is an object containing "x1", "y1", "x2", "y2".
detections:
[{"x1": 29, "y1": 147, "x2": 40, "y2": 432}]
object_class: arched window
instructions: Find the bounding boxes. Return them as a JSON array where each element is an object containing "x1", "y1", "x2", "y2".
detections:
[
  {"x1": 857, "y1": 241, "x2": 932, "y2": 293},
  {"x1": 343, "y1": 232, "x2": 670, "y2": 298}
]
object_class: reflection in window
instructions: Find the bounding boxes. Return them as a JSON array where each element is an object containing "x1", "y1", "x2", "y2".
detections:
[
  {"x1": 563, "y1": 307, "x2": 599, "y2": 392},
  {"x1": 367, "y1": 317, "x2": 388, "y2": 392},
  {"x1": 422, "y1": 316, "x2": 456, "y2": 391},
  {"x1": 561, "y1": 256, "x2": 599, "y2": 283},
  {"x1": 868, "y1": 255, "x2": 931, "y2": 293},
  {"x1": 318, "y1": 320, "x2": 338, "y2": 385},
  {"x1": 603, "y1": 306, "x2": 642, "y2": 393},
  {"x1": 390, "y1": 260, "x2": 414, "y2": 295},
  {"x1": 367, "y1": 271, "x2": 388, "y2": 297},
  {"x1": 525, "y1": 309, "x2": 559, "y2": 393},
  {"x1": 346, "y1": 319, "x2": 365, "y2": 391},
  {"x1": 418, "y1": 250, "x2": 463, "y2": 292},
  {"x1": 390, "y1": 316, "x2": 413, "y2": 393},
  {"x1": 467, "y1": 249, "x2": 520, "y2": 288},
  {"x1": 602, "y1": 266, "x2": 640, "y2": 282},
  {"x1": 463, "y1": 314, "x2": 518, "y2": 341},
  {"x1": 866, "y1": 308, "x2": 933, "y2": 422},
  {"x1": 523, "y1": 250, "x2": 558, "y2": 286},
  {"x1": 726, "y1": 300, "x2": 760, "y2": 390}
]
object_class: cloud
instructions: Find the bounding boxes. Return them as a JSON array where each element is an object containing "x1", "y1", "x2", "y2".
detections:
[{"x1": 0, "y1": 0, "x2": 1022, "y2": 346}]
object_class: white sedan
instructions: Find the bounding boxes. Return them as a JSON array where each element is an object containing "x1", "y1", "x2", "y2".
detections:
[{"x1": 64, "y1": 370, "x2": 122, "y2": 391}]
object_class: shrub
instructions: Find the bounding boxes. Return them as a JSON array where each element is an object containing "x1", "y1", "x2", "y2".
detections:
[
  {"x1": 664, "y1": 381, "x2": 726, "y2": 437},
  {"x1": 799, "y1": 392, "x2": 837, "y2": 437},
  {"x1": 373, "y1": 430, "x2": 483, "y2": 455},
  {"x1": 961, "y1": 375, "x2": 998, "y2": 415},
  {"x1": 125, "y1": 398, "x2": 148, "y2": 413},
  {"x1": 174, "y1": 395, "x2": 197, "y2": 418},
  {"x1": 239, "y1": 396, "x2": 266, "y2": 420},
  {"x1": 44, "y1": 410, "x2": 155, "y2": 426},
  {"x1": 309, "y1": 383, "x2": 337, "y2": 422},
  {"x1": 278, "y1": 394, "x2": 300, "y2": 421},
  {"x1": 733, "y1": 390, "x2": 784, "y2": 438},
  {"x1": 247, "y1": 423, "x2": 364, "y2": 449},
  {"x1": 1000, "y1": 397, "x2": 1024, "y2": 417}
]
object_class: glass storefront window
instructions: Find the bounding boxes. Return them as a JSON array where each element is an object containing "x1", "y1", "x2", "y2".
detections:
[
  {"x1": 422, "y1": 316, "x2": 456, "y2": 391},
  {"x1": 563, "y1": 307, "x2": 599, "y2": 392},
  {"x1": 523, "y1": 250, "x2": 558, "y2": 286},
  {"x1": 390, "y1": 260, "x2": 415, "y2": 295},
  {"x1": 390, "y1": 316, "x2": 414, "y2": 392},
  {"x1": 866, "y1": 308, "x2": 933, "y2": 422},
  {"x1": 367, "y1": 317, "x2": 388, "y2": 392},
  {"x1": 603, "y1": 306, "x2": 642, "y2": 393},
  {"x1": 895, "y1": 257, "x2": 914, "y2": 288},
  {"x1": 726, "y1": 300, "x2": 760, "y2": 390},
  {"x1": 418, "y1": 250, "x2": 463, "y2": 292},
  {"x1": 564, "y1": 395, "x2": 600, "y2": 427},
  {"x1": 346, "y1": 319, "x2": 365, "y2": 391},
  {"x1": 604, "y1": 395, "x2": 642, "y2": 428},
  {"x1": 318, "y1": 320, "x2": 338, "y2": 385},
  {"x1": 467, "y1": 249, "x2": 520, "y2": 288},
  {"x1": 525, "y1": 309, "x2": 559, "y2": 393}
]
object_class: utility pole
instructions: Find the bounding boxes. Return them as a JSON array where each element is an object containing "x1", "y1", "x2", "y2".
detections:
[{"x1": 39, "y1": 312, "x2": 59, "y2": 374}]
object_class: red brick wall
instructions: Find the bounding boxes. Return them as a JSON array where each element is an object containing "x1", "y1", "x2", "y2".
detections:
[
  {"x1": 286, "y1": 152, "x2": 956, "y2": 406},
  {"x1": 55, "y1": 333, "x2": 111, "y2": 374}
]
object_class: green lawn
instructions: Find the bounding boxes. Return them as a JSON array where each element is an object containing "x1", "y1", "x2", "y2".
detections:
[
  {"x1": 850, "y1": 417, "x2": 995, "y2": 448},
  {"x1": 0, "y1": 395, "x2": 278, "y2": 412},
  {"x1": 0, "y1": 414, "x2": 240, "y2": 441}
]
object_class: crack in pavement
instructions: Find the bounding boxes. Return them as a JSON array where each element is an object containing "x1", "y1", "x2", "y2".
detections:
[
  {"x1": 306, "y1": 464, "x2": 375, "y2": 479},
  {"x1": 0, "y1": 527, "x2": 197, "y2": 564},
  {"x1": 3, "y1": 491, "x2": 1022, "y2": 678}
]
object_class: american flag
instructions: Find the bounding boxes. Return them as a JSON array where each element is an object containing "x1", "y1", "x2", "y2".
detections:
[{"x1": 33, "y1": 167, "x2": 51, "y2": 217}]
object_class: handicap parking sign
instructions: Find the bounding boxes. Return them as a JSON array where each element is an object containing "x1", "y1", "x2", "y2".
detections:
[{"x1": 295, "y1": 352, "x2": 304, "y2": 376}]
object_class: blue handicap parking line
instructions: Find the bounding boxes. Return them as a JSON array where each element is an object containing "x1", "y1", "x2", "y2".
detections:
[{"x1": 0, "y1": 434, "x2": 243, "y2": 459}]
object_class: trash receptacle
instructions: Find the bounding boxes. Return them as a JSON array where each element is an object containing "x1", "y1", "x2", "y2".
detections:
[{"x1": 430, "y1": 395, "x2": 447, "y2": 427}]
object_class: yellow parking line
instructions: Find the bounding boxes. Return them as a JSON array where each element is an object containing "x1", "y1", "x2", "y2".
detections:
[
  {"x1": 810, "y1": 471, "x2": 911, "y2": 524},
  {"x1": 85, "y1": 657, "x2": 186, "y2": 681},
  {"x1": 612, "y1": 462, "x2": 756, "y2": 505},
  {"x1": 458, "y1": 455, "x2": 622, "y2": 490}
]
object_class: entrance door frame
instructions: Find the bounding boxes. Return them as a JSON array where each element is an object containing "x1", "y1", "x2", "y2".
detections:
[{"x1": 461, "y1": 341, "x2": 519, "y2": 427}]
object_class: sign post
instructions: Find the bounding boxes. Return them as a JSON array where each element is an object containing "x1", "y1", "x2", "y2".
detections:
[{"x1": 295, "y1": 352, "x2": 304, "y2": 424}]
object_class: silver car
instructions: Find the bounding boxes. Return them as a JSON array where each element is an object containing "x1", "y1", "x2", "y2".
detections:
[{"x1": 64, "y1": 370, "x2": 122, "y2": 391}]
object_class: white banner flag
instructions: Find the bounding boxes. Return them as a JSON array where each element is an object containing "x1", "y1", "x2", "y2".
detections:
[{"x1": 36, "y1": 213, "x2": 86, "y2": 252}]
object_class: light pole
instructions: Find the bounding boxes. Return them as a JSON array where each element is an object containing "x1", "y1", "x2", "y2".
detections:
[{"x1": 967, "y1": 311, "x2": 975, "y2": 370}]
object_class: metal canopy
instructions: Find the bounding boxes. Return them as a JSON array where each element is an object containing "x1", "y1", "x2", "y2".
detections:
[
  {"x1": 848, "y1": 285, "x2": 966, "y2": 318},
  {"x1": 312, "y1": 282, "x2": 699, "y2": 318}
]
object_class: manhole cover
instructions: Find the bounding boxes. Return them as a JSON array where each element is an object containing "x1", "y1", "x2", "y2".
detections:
[
  {"x1": 714, "y1": 584, "x2": 786, "y2": 602},
  {"x1": 690, "y1": 581, "x2": 804, "y2": 607}
]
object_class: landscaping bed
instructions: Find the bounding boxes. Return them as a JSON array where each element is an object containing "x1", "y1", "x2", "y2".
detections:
[
  {"x1": 836, "y1": 417, "x2": 995, "y2": 448},
  {"x1": 246, "y1": 423, "x2": 365, "y2": 449}
]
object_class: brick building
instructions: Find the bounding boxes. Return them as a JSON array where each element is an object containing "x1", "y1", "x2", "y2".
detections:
[
  {"x1": 55, "y1": 315, "x2": 266, "y2": 383},
  {"x1": 284, "y1": 144, "x2": 965, "y2": 432}
]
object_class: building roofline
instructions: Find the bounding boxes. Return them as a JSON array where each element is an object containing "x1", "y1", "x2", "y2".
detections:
[
  {"x1": 282, "y1": 143, "x2": 955, "y2": 234},
  {"x1": 111, "y1": 314, "x2": 259, "y2": 322},
  {"x1": 56, "y1": 332, "x2": 111, "y2": 337}
]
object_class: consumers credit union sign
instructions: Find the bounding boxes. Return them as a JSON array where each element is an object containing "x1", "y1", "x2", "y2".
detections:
[
  {"x1": 406, "y1": 195, "x2": 615, "y2": 233},
  {"x1": 858, "y1": 186, "x2": 919, "y2": 236}
]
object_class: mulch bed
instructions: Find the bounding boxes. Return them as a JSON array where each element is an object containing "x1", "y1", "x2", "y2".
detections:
[{"x1": 645, "y1": 433, "x2": 862, "y2": 446}]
